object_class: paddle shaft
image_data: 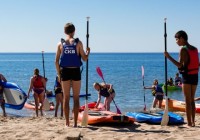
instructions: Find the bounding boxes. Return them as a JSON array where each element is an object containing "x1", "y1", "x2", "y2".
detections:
[
  {"x1": 161, "y1": 18, "x2": 169, "y2": 126},
  {"x1": 164, "y1": 20, "x2": 168, "y2": 96},
  {"x1": 42, "y1": 51, "x2": 46, "y2": 78},
  {"x1": 42, "y1": 51, "x2": 47, "y2": 94},
  {"x1": 86, "y1": 17, "x2": 89, "y2": 100}
]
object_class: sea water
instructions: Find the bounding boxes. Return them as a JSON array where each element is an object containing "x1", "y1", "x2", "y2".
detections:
[{"x1": 1, "y1": 53, "x2": 200, "y2": 116}]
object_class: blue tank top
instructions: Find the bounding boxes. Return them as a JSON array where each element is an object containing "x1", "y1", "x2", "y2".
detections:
[{"x1": 59, "y1": 38, "x2": 82, "y2": 67}]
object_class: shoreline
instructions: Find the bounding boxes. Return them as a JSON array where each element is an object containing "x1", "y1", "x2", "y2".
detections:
[{"x1": 1, "y1": 112, "x2": 200, "y2": 140}]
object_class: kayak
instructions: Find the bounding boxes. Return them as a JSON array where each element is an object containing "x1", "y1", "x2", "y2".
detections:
[
  {"x1": 162, "y1": 85, "x2": 182, "y2": 91},
  {"x1": 161, "y1": 98, "x2": 200, "y2": 113},
  {"x1": 47, "y1": 93, "x2": 91, "y2": 98},
  {"x1": 24, "y1": 102, "x2": 55, "y2": 111},
  {"x1": 78, "y1": 102, "x2": 135, "y2": 125},
  {"x1": 79, "y1": 102, "x2": 105, "y2": 112},
  {"x1": 126, "y1": 111, "x2": 184, "y2": 124}
]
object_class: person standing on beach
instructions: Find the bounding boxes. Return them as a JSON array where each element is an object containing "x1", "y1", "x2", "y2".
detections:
[
  {"x1": 27, "y1": 68, "x2": 46, "y2": 117},
  {"x1": 0, "y1": 73, "x2": 7, "y2": 117},
  {"x1": 144, "y1": 79, "x2": 164, "y2": 108},
  {"x1": 54, "y1": 75, "x2": 63, "y2": 117},
  {"x1": 55, "y1": 23, "x2": 90, "y2": 127},
  {"x1": 164, "y1": 30, "x2": 199, "y2": 127}
]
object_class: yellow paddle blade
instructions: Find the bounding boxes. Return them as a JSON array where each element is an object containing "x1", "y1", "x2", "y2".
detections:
[
  {"x1": 81, "y1": 101, "x2": 88, "y2": 127},
  {"x1": 43, "y1": 98, "x2": 50, "y2": 111},
  {"x1": 161, "y1": 96, "x2": 169, "y2": 126}
]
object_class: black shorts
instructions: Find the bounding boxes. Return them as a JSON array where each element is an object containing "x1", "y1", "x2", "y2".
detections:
[
  {"x1": 60, "y1": 67, "x2": 81, "y2": 81},
  {"x1": 182, "y1": 74, "x2": 198, "y2": 85},
  {"x1": 54, "y1": 88, "x2": 63, "y2": 95},
  {"x1": 155, "y1": 94, "x2": 163, "y2": 100}
]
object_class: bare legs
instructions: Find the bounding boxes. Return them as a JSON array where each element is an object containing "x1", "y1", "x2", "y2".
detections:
[
  {"x1": 72, "y1": 80, "x2": 81, "y2": 127},
  {"x1": 33, "y1": 92, "x2": 45, "y2": 117},
  {"x1": 62, "y1": 81, "x2": 71, "y2": 126},
  {"x1": 0, "y1": 101, "x2": 6, "y2": 117},
  {"x1": 55, "y1": 93, "x2": 63, "y2": 117},
  {"x1": 183, "y1": 84, "x2": 197, "y2": 127},
  {"x1": 62, "y1": 80, "x2": 81, "y2": 127},
  {"x1": 104, "y1": 93, "x2": 115, "y2": 111}
]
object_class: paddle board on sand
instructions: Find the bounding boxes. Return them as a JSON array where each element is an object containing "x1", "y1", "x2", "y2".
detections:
[{"x1": 2, "y1": 82, "x2": 27, "y2": 110}]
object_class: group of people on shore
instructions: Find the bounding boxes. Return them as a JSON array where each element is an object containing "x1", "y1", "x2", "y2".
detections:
[{"x1": 0, "y1": 24, "x2": 199, "y2": 128}]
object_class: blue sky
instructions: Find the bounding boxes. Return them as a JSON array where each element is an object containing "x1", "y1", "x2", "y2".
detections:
[{"x1": 0, "y1": 0, "x2": 200, "y2": 53}]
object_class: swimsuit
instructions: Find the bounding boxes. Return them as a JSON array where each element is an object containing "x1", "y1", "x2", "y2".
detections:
[{"x1": 33, "y1": 88, "x2": 44, "y2": 94}]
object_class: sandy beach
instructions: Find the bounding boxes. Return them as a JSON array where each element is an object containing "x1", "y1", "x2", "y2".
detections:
[{"x1": 1, "y1": 112, "x2": 200, "y2": 140}]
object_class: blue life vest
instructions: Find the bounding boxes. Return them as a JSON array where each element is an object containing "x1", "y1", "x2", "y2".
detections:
[
  {"x1": 152, "y1": 85, "x2": 163, "y2": 96},
  {"x1": 54, "y1": 76, "x2": 61, "y2": 89},
  {"x1": 155, "y1": 86, "x2": 163, "y2": 93},
  {"x1": 59, "y1": 38, "x2": 82, "y2": 67}
]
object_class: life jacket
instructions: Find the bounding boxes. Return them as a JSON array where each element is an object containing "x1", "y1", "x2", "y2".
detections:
[
  {"x1": 152, "y1": 85, "x2": 163, "y2": 96},
  {"x1": 99, "y1": 87, "x2": 110, "y2": 97},
  {"x1": 54, "y1": 76, "x2": 61, "y2": 89},
  {"x1": 59, "y1": 38, "x2": 83, "y2": 68},
  {"x1": 33, "y1": 75, "x2": 44, "y2": 88},
  {"x1": 187, "y1": 47, "x2": 199, "y2": 74},
  {"x1": 179, "y1": 46, "x2": 199, "y2": 75}
]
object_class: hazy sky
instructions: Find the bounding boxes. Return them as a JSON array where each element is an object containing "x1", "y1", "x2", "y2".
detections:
[{"x1": 0, "y1": 0, "x2": 200, "y2": 53}]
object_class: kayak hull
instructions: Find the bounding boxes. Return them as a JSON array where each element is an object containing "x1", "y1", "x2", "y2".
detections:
[
  {"x1": 162, "y1": 99, "x2": 200, "y2": 113},
  {"x1": 126, "y1": 111, "x2": 184, "y2": 124},
  {"x1": 79, "y1": 102, "x2": 134, "y2": 125}
]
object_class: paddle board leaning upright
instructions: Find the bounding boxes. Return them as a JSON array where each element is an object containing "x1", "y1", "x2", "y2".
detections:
[
  {"x1": 96, "y1": 66, "x2": 122, "y2": 114},
  {"x1": 81, "y1": 16, "x2": 90, "y2": 127},
  {"x1": 161, "y1": 18, "x2": 169, "y2": 126},
  {"x1": 41, "y1": 51, "x2": 50, "y2": 111}
]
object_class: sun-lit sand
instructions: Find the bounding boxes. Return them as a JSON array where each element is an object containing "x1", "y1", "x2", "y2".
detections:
[{"x1": 1, "y1": 112, "x2": 200, "y2": 140}]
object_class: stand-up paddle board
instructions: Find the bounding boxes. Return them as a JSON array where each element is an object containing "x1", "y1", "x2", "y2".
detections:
[{"x1": 2, "y1": 82, "x2": 27, "y2": 110}]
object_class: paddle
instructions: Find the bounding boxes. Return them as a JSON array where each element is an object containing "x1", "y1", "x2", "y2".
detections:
[
  {"x1": 141, "y1": 65, "x2": 146, "y2": 111},
  {"x1": 96, "y1": 66, "x2": 122, "y2": 114},
  {"x1": 161, "y1": 18, "x2": 169, "y2": 126},
  {"x1": 41, "y1": 51, "x2": 50, "y2": 111},
  {"x1": 81, "y1": 17, "x2": 90, "y2": 127}
]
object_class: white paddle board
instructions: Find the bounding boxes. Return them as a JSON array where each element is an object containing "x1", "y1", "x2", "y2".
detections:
[{"x1": 2, "y1": 82, "x2": 27, "y2": 110}]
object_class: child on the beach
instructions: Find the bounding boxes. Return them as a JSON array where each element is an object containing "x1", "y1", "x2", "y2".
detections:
[
  {"x1": 144, "y1": 79, "x2": 164, "y2": 108},
  {"x1": 54, "y1": 75, "x2": 63, "y2": 117},
  {"x1": 0, "y1": 73, "x2": 7, "y2": 117}
]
